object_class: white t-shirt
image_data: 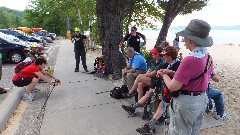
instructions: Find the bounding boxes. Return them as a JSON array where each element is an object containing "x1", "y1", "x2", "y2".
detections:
[{"x1": 23, "y1": 57, "x2": 33, "y2": 63}]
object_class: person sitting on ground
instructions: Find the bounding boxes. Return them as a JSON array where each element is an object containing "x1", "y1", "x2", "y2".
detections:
[
  {"x1": 121, "y1": 46, "x2": 180, "y2": 134},
  {"x1": 12, "y1": 57, "x2": 60, "y2": 101},
  {"x1": 207, "y1": 72, "x2": 228, "y2": 120},
  {"x1": 127, "y1": 47, "x2": 165, "y2": 100},
  {"x1": 0, "y1": 52, "x2": 7, "y2": 94},
  {"x1": 23, "y1": 51, "x2": 40, "y2": 63},
  {"x1": 121, "y1": 47, "x2": 147, "y2": 92}
]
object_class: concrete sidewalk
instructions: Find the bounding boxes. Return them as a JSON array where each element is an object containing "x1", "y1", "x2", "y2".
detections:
[
  {"x1": 40, "y1": 40, "x2": 150, "y2": 135},
  {"x1": 40, "y1": 40, "x2": 221, "y2": 135}
]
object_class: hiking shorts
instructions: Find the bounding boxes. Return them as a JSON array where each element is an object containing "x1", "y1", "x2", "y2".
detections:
[{"x1": 13, "y1": 77, "x2": 33, "y2": 87}]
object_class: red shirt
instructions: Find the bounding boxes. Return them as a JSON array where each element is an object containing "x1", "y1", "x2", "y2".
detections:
[{"x1": 13, "y1": 64, "x2": 42, "y2": 81}]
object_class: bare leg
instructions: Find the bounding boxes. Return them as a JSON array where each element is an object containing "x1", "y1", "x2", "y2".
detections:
[
  {"x1": 138, "y1": 89, "x2": 154, "y2": 105},
  {"x1": 25, "y1": 78, "x2": 39, "y2": 94},
  {"x1": 129, "y1": 74, "x2": 151, "y2": 95},
  {"x1": 153, "y1": 101, "x2": 170, "y2": 120},
  {"x1": 129, "y1": 74, "x2": 144, "y2": 94},
  {"x1": 137, "y1": 81, "x2": 151, "y2": 101}
]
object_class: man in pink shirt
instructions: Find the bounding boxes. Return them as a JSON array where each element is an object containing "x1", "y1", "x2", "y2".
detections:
[{"x1": 157, "y1": 19, "x2": 214, "y2": 135}]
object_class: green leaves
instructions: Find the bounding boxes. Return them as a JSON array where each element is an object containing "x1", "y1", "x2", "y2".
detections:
[{"x1": 0, "y1": 7, "x2": 26, "y2": 28}]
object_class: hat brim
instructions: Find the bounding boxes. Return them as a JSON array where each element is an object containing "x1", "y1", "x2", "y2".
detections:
[{"x1": 176, "y1": 30, "x2": 213, "y2": 47}]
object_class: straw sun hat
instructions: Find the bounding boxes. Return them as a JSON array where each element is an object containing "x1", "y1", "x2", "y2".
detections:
[{"x1": 176, "y1": 19, "x2": 213, "y2": 47}]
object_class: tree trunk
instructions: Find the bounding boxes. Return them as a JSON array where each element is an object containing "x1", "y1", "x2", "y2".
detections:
[
  {"x1": 155, "y1": 0, "x2": 180, "y2": 47},
  {"x1": 73, "y1": 0, "x2": 84, "y2": 34},
  {"x1": 96, "y1": 0, "x2": 135, "y2": 79}
]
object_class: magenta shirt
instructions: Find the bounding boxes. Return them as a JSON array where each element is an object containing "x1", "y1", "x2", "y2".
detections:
[{"x1": 173, "y1": 55, "x2": 213, "y2": 92}]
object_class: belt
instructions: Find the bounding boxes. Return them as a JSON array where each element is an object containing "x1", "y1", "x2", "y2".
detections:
[{"x1": 179, "y1": 90, "x2": 206, "y2": 96}]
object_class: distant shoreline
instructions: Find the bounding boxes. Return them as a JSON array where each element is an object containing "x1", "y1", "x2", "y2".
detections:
[{"x1": 139, "y1": 26, "x2": 240, "y2": 31}]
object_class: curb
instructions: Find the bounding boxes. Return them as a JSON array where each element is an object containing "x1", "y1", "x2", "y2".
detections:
[{"x1": 0, "y1": 87, "x2": 24, "y2": 131}]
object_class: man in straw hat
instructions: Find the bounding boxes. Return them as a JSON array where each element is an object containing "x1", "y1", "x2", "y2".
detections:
[{"x1": 157, "y1": 19, "x2": 214, "y2": 135}]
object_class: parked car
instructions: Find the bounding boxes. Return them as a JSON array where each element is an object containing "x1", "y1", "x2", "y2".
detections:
[
  {"x1": 0, "y1": 37, "x2": 30, "y2": 63},
  {"x1": 0, "y1": 29, "x2": 41, "y2": 43},
  {"x1": 35, "y1": 30, "x2": 56, "y2": 41},
  {"x1": 0, "y1": 32, "x2": 44, "y2": 52}
]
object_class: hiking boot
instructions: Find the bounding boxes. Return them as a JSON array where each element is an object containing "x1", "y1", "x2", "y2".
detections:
[
  {"x1": 214, "y1": 114, "x2": 228, "y2": 121},
  {"x1": 136, "y1": 123, "x2": 155, "y2": 135},
  {"x1": 23, "y1": 93, "x2": 34, "y2": 101},
  {"x1": 75, "y1": 68, "x2": 79, "y2": 72},
  {"x1": 84, "y1": 68, "x2": 89, "y2": 72},
  {"x1": 122, "y1": 105, "x2": 135, "y2": 115},
  {"x1": 31, "y1": 88, "x2": 41, "y2": 93},
  {"x1": 0, "y1": 87, "x2": 7, "y2": 94}
]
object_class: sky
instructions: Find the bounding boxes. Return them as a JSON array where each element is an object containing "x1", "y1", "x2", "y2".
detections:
[{"x1": 0, "y1": 0, "x2": 239, "y2": 26}]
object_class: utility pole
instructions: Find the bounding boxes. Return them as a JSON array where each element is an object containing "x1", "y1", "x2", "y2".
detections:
[{"x1": 73, "y1": 0, "x2": 84, "y2": 34}]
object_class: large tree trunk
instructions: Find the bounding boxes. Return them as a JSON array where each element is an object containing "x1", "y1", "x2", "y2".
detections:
[{"x1": 96, "y1": 0, "x2": 135, "y2": 79}]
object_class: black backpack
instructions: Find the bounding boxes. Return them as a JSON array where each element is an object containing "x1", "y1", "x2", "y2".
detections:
[{"x1": 110, "y1": 87, "x2": 123, "y2": 99}]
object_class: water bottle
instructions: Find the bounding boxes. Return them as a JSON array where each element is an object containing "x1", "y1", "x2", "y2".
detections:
[{"x1": 47, "y1": 66, "x2": 51, "y2": 73}]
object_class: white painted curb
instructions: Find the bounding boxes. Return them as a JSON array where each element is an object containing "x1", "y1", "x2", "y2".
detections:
[{"x1": 0, "y1": 87, "x2": 24, "y2": 131}]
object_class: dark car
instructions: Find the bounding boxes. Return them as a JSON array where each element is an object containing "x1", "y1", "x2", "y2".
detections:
[
  {"x1": 0, "y1": 38, "x2": 29, "y2": 63},
  {"x1": 0, "y1": 29, "x2": 41, "y2": 43}
]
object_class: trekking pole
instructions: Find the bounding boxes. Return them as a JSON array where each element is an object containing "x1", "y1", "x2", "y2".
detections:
[{"x1": 37, "y1": 82, "x2": 56, "y2": 119}]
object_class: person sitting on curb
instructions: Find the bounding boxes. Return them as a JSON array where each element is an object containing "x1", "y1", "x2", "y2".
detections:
[
  {"x1": 207, "y1": 72, "x2": 228, "y2": 120},
  {"x1": 23, "y1": 51, "x2": 40, "y2": 63},
  {"x1": 121, "y1": 46, "x2": 180, "y2": 134},
  {"x1": 121, "y1": 47, "x2": 147, "y2": 93},
  {"x1": 127, "y1": 47, "x2": 165, "y2": 100},
  {"x1": 0, "y1": 52, "x2": 7, "y2": 94},
  {"x1": 12, "y1": 57, "x2": 60, "y2": 101}
]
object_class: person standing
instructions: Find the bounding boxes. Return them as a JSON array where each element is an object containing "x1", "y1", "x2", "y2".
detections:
[
  {"x1": 71, "y1": 27, "x2": 89, "y2": 72},
  {"x1": 157, "y1": 19, "x2": 214, "y2": 135},
  {"x1": 173, "y1": 34, "x2": 180, "y2": 50},
  {"x1": 119, "y1": 25, "x2": 146, "y2": 53}
]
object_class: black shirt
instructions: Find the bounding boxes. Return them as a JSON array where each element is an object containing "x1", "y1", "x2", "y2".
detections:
[
  {"x1": 71, "y1": 34, "x2": 87, "y2": 51},
  {"x1": 123, "y1": 32, "x2": 145, "y2": 53}
]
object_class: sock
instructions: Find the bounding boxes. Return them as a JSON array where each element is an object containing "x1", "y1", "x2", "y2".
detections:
[
  {"x1": 133, "y1": 102, "x2": 140, "y2": 109},
  {"x1": 149, "y1": 118, "x2": 156, "y2": 130}
]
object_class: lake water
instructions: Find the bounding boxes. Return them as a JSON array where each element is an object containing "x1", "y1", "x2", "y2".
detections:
[{"x1": 138, "y1": 29, "x2": 240, "y2": 46}]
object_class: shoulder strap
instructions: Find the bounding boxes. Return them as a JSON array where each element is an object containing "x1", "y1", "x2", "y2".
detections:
[{"x1": 189, "y1": 54, "x2": 212, "y2": 82}]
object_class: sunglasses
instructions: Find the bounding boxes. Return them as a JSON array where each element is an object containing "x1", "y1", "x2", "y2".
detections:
[{"x1": 131, "y1": 29, "x2": 135, "y2": 31}]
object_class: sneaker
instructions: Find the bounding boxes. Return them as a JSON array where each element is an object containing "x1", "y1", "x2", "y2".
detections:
[
  {"x1": 31, "y1": 88, "x2": 41, "y2": 93},
  {"x1": 136, "y1": 123, "x2": 155, "y2": 134},
  {"x1": 23, "y1": 93, "x2": 34, "y2": 101},
  {"x1": 0, "y1": 87, "x2": 7, "y2": 94},
  {"x1": 214, "y1": 114, "x2": 228, "y2": 120},
  {"x1": 75, "y1": 68, "x2": 79, "y2": 72},
  {"x1": 122, "y1": 105, "x2": 135, "y2": 115},
  {"x1": 84, "y1": 68, "x2": 89, "y2": 72}
]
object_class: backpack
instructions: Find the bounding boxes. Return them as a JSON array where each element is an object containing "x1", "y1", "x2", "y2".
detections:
[
  {"x1": 110, "y1": 87, "x2": 123, "y2": 99},
  {"x1": 14, "y1": 62, "x2": 32, "y2": 73},
  {"x1": 95, "y1": 66, "x2": 107, "y2": 79}
]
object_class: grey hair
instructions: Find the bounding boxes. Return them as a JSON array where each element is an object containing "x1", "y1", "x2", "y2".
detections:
[{"x1": 126, "y1": 47, "x2": 134, "y2": 53}]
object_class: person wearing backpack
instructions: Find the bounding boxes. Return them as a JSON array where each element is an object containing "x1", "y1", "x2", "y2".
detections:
[
  {"x1": 157, "y1": 19, "x2": 213, "y2": 135},
  {"x1": 119, "y1": 25, "x2": 146, "y2": 53},
  {"x1": 0, "y1": 52, "x2": 7, "y2": 94},
  {"x1": 12, "y1": 57, "x2": 60, "y2": 101},
  {"x1": 71, "y1": 27, "x2": 89, "y2": 72}
]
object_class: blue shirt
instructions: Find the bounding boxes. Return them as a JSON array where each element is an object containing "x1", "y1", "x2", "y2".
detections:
[{"x1": 128, "y1": 52, "x2": 147, "y2": 71}]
